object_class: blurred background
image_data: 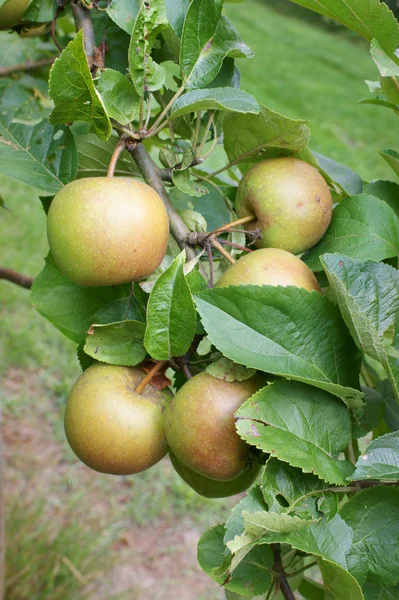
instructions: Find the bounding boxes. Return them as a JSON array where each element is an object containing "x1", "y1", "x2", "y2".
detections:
[{"x1": 1, "y1": 0, "x2": 398, "y2": 598}]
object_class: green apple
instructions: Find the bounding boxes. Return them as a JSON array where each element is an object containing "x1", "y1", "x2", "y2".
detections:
[
  {"x1": 235, "y1": 157, "x2": 332, "y2": 255},
  {"x1": 0, "y1": 0, "x2": 30, "y2": 29},
  {"x1": 164, "y1": 371, "x2": 262, "y2": 481},
  {"x1": 217, "y1": 248, "x2": 320, "y2": 293},
  {"x1": 47, "y1": 177, "x2": 169, "y2": 287},
  {"x1": 169, "y1": 451, "x2": 260, "y2": 498},
  {"x1": 64, "y1": 363, "x2": 171, "y2": 475}
]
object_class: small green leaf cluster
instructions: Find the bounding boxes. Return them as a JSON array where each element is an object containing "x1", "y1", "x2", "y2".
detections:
[{"x1": 2, "y1": 0, "x2": 399, "y2": 597}]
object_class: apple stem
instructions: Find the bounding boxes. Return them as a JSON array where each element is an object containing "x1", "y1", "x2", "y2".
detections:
[
  {"x1": 107, "y1": 138, "x2": 128, "y2": 178},
  {"x1": 135, "y1": 360, "x2": 169, "y2": 395},
  {"x1": 220, "y1": 240, "x2": 253, "y2": 253},
  {"x1": 207, "y1": 242, "x2": 214, "y2": 287},
  {"x1": 209, "y1": 215, "x2": 256, "y2": 237},
  {"x1": 210, "y1": 237, "x2": 236, "y2": 265}
]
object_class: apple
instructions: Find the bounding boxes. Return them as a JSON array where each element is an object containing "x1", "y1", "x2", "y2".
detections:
[
  {"x1": 217, "y1": 248, "x2": 320, "y2": 292},
  {"x1": 169, "y1": 451, "x2": 261, "y2": 498},
  {"x1": 64, "y1": 363, "x2": 171, "y2": 475},
  {"x1": 235, "y1": 157, "x2": 332, "y2": 255},
  {"x1": 164, "y1": 371, "x2": 262, "y2": 481},
  {"x1": 0, "y1": 0, "x2": 30, "y2": 30},
  {"x1": 47, "y1": 177, "x2": 169, "y2": 287}
]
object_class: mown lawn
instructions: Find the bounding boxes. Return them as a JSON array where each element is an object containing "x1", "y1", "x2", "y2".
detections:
[
  {"x1": 226, "y1": 0, "x2": 398, "y2": 181},
  {"x1": 1, "y1": 1, "x2": 399, "y2": 597}
]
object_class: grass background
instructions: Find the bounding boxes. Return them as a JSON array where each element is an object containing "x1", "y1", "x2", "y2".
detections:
[{"x1": 1, "y1": 0, "x2": 398, "y2": 597}]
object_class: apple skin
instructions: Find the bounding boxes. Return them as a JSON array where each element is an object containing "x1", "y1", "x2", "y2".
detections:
[
  {"x1": 0, "y1": 0, "x2": 30, "y2": 29},
  {"x1": 217, "y1": 248, "x2": 320, "y2": 293},
  {"x1": 47, "y1": 177, "x2": 169, "y2": 287},
  {"x1": 164, "y1": 372, "x2": 262, "y2": 482},
  {"x1": 169, "y1": 451, "x2": 260, "y2": 498},
  {"x1": 64, "y1": 363, "x2": 172, "y2": 475},
  {"x1": 235, "y1": 157, "x2": 332, "y2": 255}
]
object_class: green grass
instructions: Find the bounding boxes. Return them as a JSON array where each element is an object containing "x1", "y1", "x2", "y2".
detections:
[
  {"x1": 2, "y1": 4, "x2": 399, "y2": 596},
  {"x1": 225, "y1": 1, "x2": 399, "y2": 181}
]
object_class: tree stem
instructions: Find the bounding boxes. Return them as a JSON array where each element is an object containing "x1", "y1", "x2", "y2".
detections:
[
  {"x1": 107, "y1": 138, "x2": 127, "y2": 178},
  {"x1": 127, "y1": 142, "x2": 198, "y2": 262},
  {"x1": 135, "y1": 361, "x2": 168, "y2": 395},
  {"x1": 210, "y1": 215, "x2": 256, "y2": 236},
  {"x1": 210, "y1": 237, "x2": 236, "y2": 265},
  {"x1": 148, "y1": 84, "x2": 185, "y2": 134},
  {"x1": 0, "y1": 268, "x2": 33, "y2": 289},
  {"x1": 71, "y1": 1, "x2": 96, "y2": 69},
  {"x1": 220, "y1": 239, "x2": 252, "y2": 253},
  {"x1": 0, "y1": 58, "x2": 56, "y2": 77},
  {"x1": 196, "y1": 112, "x2": 214, "y2": 159},
  {"x1": 271, "y1": 544, "x2": 296, "y2": 600}
]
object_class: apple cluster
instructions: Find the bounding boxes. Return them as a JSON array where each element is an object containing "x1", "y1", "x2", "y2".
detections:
[{"x1": 45, "y1": 156, "x2": 331, "y2": 498}]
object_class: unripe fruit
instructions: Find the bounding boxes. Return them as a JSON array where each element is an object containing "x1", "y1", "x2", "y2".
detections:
[
  {"x1": 47, "y1": 177, "x2": 169, "y2": 287},
  {"x1": 235, "y1": 157, "x2": 332, "y2": 255},
  {"x1": 0, "y1": 0, "x2": 29, "y2": 30},
  {"x1": 169, "y1": 451, "x2": 261, "y2": 498},
  {"x1": 64, "y1": 363, "x2": 171, "y2": 475},
  {"x1": 165, "y1": 372, "x2": 262, "y2": 481},
  {"x1": 217, "y1": 248, "x2": 320, "y2": 293}
]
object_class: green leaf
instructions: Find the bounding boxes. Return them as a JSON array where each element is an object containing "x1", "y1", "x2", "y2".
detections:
[
  {"x1": 194, "y1": 285, "x2": 363, "y2": 407},
  {"x1": 303, "y1": 195, "x2": 399, "y2": 271},
  {"x1": 144, "y1": 251, "x2": 196, "y2": 360},
  {"x1": 224, "y1": 486, "x2": 267, "y2": 543},
  {"x1": 197, "y1": 525, "x2": 226, "y2": 587},
  {"x1": 84, "y1": 320, "x2": 146, "y2": 366},
  {"x1": 363, "y1": 581, "x2": 399, "y2": 600},
  {"x1": 23, "y1": 0, "x2": 56, "y2": 23},
  {"x1": 379, "y1": 149, "x2": 399, "y2": 178},
  {"x1": 321, "y1": 253, "x2": 399, "y2": 401},
  {"x1": 170, "y1": 87, "x2": 259, "y2": 118},
  {"x1": 179, "y1": 0, "x2": 223, "y2": 85},
  {"x1": 165, "y1": 0, "x2": 190, "y2": 38},
  {"x1": 76, "y1": 134, "x2": 139, "y2": 179},
  {"x1": 370, "y1": 39, "x2": 399, "y2": 77},
  {"x1": 352, "y1": 386, "x2": 385, "y2": 439},
  {"x1": 182, "y1": 12, "x2": 253, "y2": 89},
  {"x1": 170, "y1": 182, "x2": 230, "y2": 231},
  {"x1": 233, "y1": 514, "x2": 354, "y2": 572},
  {"x1": 364, "y1": 180, "x2": 399, "y2": 218},
  {"x1": 262, "y1": 459, "x2": 338, "y2": 521},
  {"x1": 206, "y1": 357, "x2": 256, "y2": 383},
  {"x1": 340, "y1": 487, "x2": 399, "y2": 586},
  {"x1": 378, "y1": 379, "x2": 399, "y2": 431},
  {"x1": 106, "y1": 0, "x2": 140, "y2": 34},
  {"x1": 243, "y1": 510, "x2": 317, "y2": 535},
  {"x1": 128, "y1": 0, "x2": 167, "y2": 96},
  {"x1": 197, "y1": 524, "x2": 274, "y2": 597},
  {"x1": 282, "y1": 515, "x2": 354, "y2": 570},
  {"x1": 0, "y1": 119, "x2": 77, "y2": 193},
  {"x1": 288, "y1": 0, "x2": 399, "y2": 54},
  {"x1": 312, "y1": 151, "x2": 363, "y2": 197},
  {"x1": 298, "y1": 578, "x2": 325, "y2": 600},
  {"x1": 49, "y1": 31, "x2": 111, "y2": 140},
  {"x1": 223, "y1": 105, "x2": 310, "y2": 165},
  {"x1": 172, "y1": 169, "x2": 208, "y2": 197},
  {"x1": 350, "y1": 431, "x2": 399, "y2": 481},
  {"x1": 317, "y1": 559, "x2": 365, "y2": 600},
  {"x1": 95, "y1": 69, "x2": 139, "y2": 125},
  {"x1": 179, "y1": 209, "x2": 207, "y2": 232},
  {"x1": 321, "y1": 254, "x2": 399, "y2": 360},
  {"x1": 91, "y1": 294, "x2": 146, "y2": 325},
  {"x1": 236, "y1": 380, "x2": 353, "y2": 485},
  {"x1": 32, "y1": 260, "x2": 125, "y2": 344}
]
